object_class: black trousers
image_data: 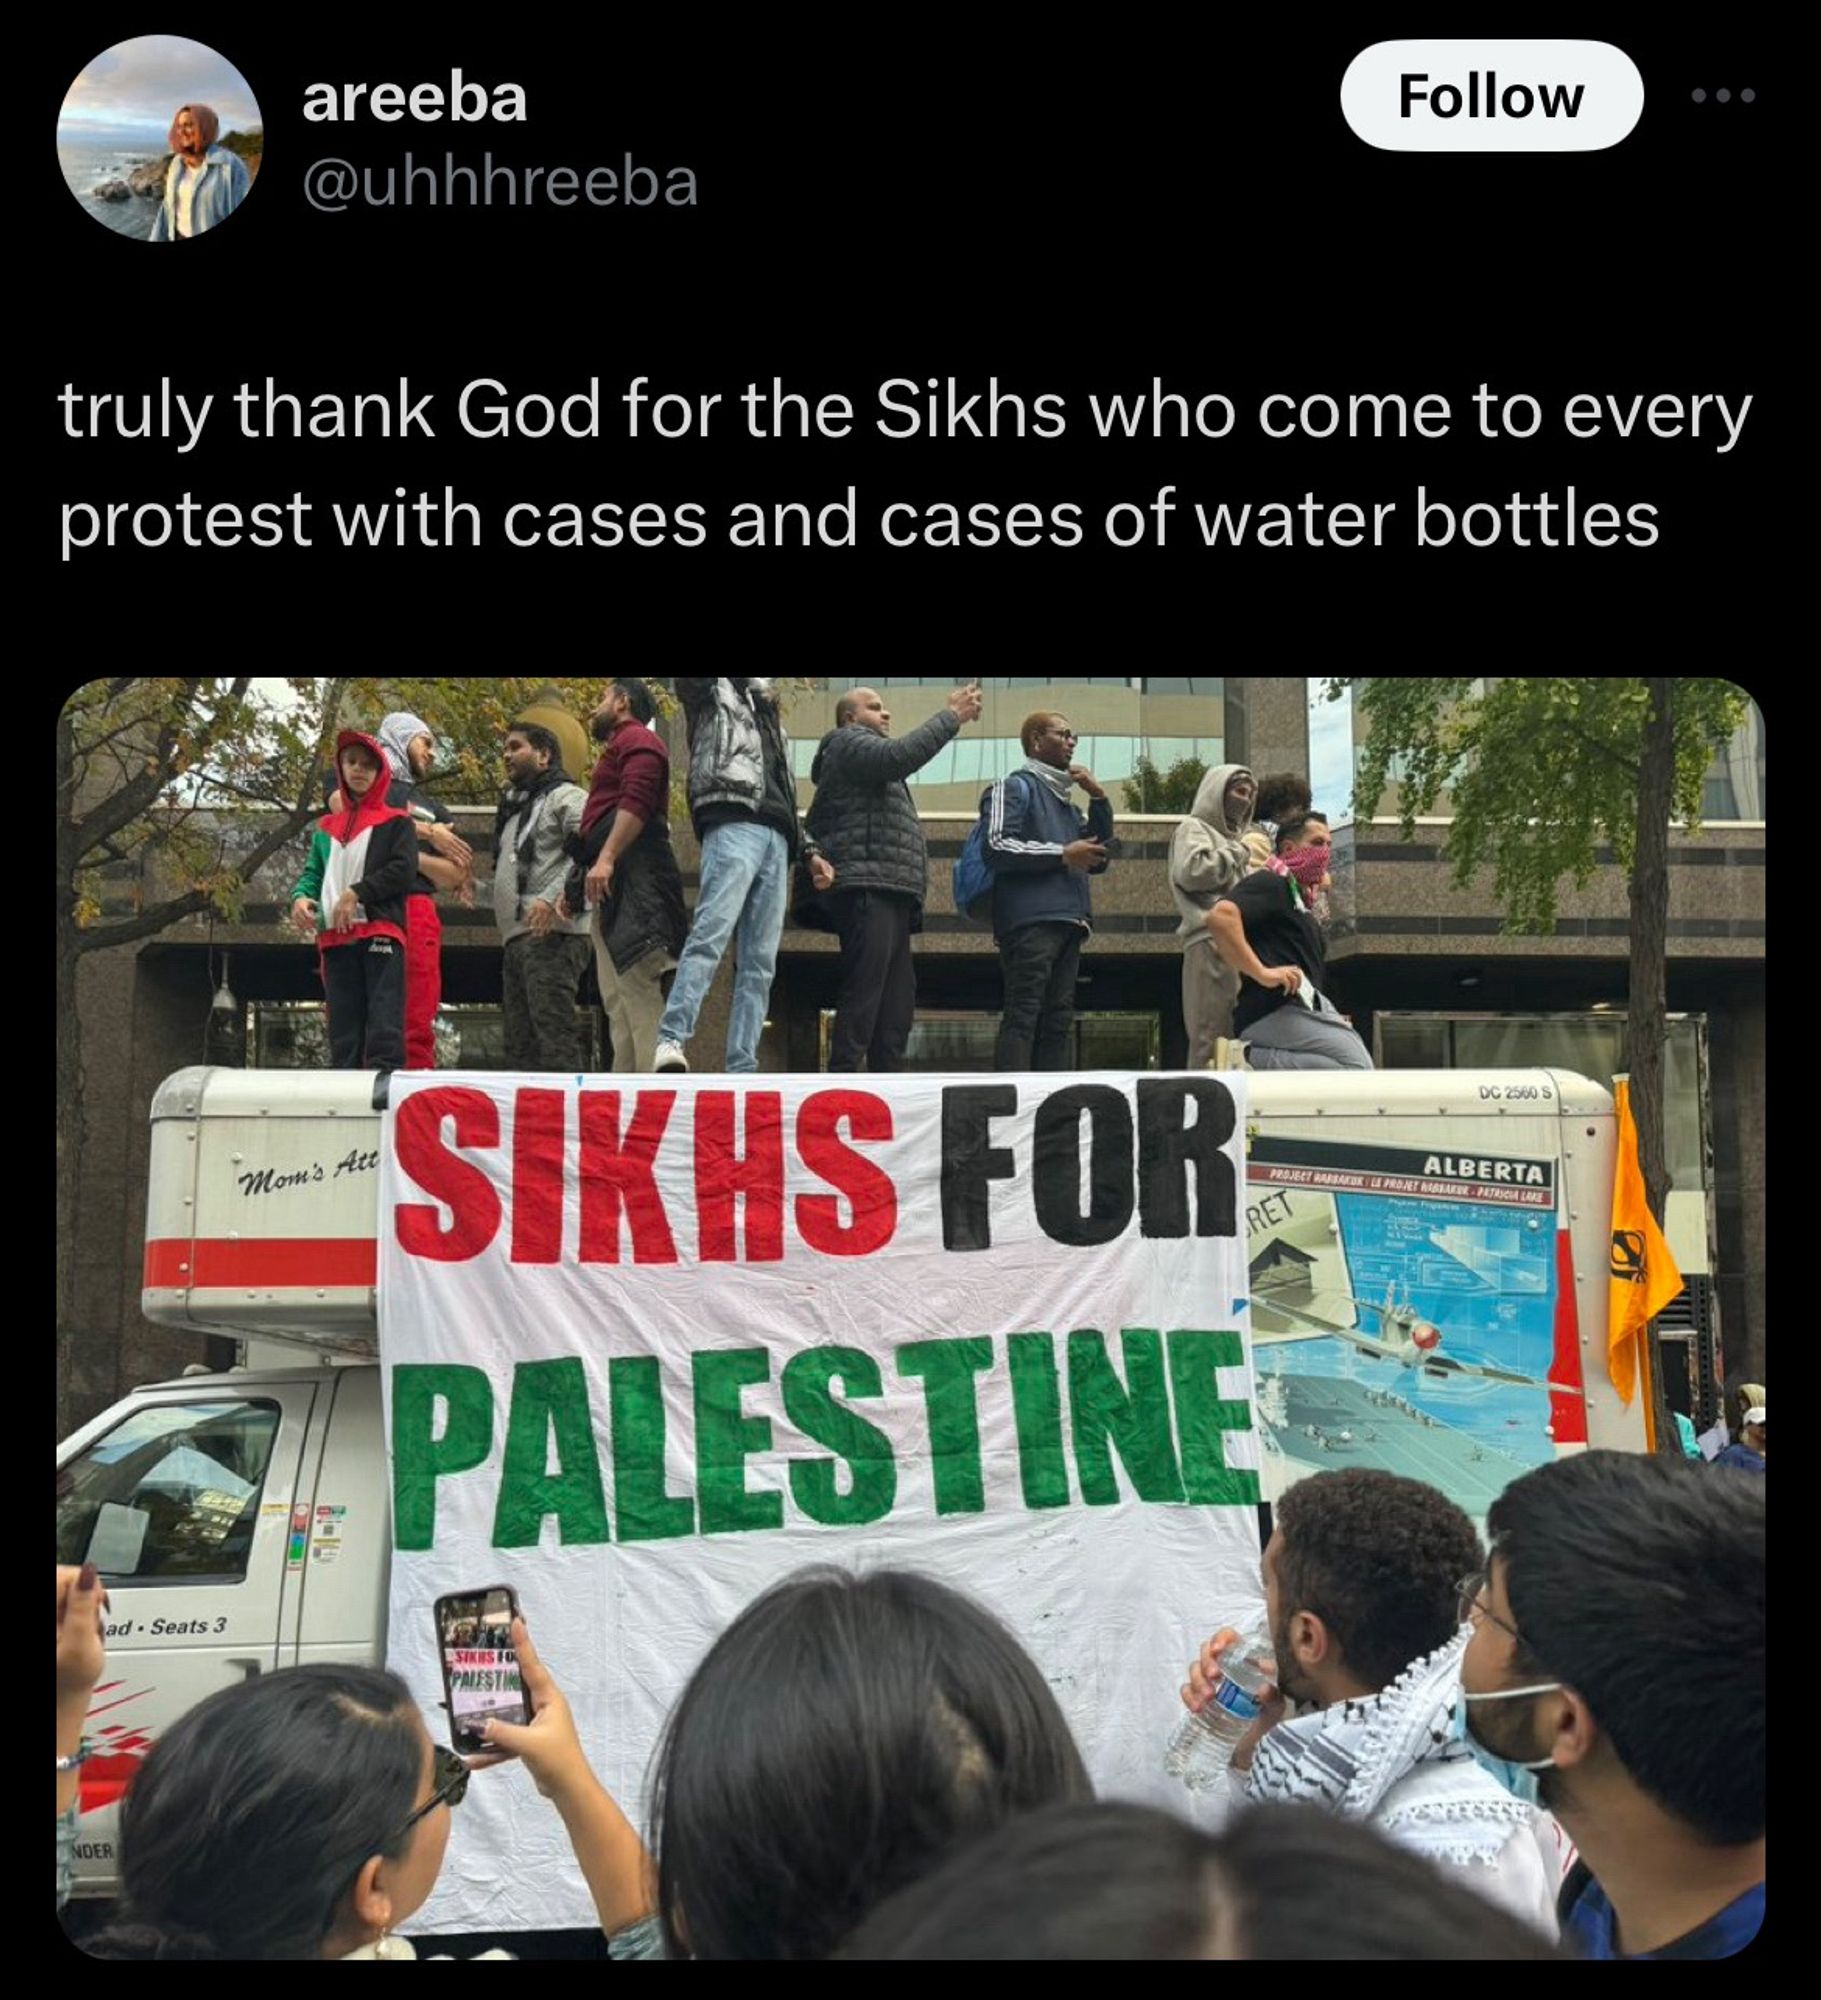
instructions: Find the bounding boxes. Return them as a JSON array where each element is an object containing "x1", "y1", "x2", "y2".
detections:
[
  {"x1": 995, "y1": 921, "x2": 1084, "y2": 1071},
  {"x1": 322, "y1": 934, "x2": 406, "y2": 1070},
  {"x1": 827, "y1": 889, "x2": 917, "y2": 1072}
]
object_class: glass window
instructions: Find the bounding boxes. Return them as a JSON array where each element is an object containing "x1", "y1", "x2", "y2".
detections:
[
  {"x1": 1700, "y1": 702, "x2": 1764, "y2": 821},
  {"x1": 1142, "y1": 679, "x2": 1225, "y2": 698},
  {"x1": 1377, "y1": 1017, "x2": 1449, "y2": 1067},
  {"x1": 56, "y1": 1400, "x2": 282, "y2": 1583}
]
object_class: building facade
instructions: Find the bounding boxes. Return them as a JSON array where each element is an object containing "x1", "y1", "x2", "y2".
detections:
[{"x1": 63, "y1": 678, "x2": 1763, "y2": 1435}]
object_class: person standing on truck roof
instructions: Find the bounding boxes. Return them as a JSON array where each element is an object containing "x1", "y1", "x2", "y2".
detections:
[
  {"x1": 373, "y1": 714, "x2": 471, "y2": 1069},
  {"x1": 654, "y1": 679, "x2": 834, "y2": 1075},
  {"x1": 804, "y1": 681, "x2": 985, "y2": 1073},
  {"x1": 290, "y1": 731, "x2": 418, "y2": 1072},
  {"x1": 562, "y1": 679, "x2": 688, "y2": 1073},
  {"x1": 1208, "y1": 812, "x2": 1369, "y2": 1071},
  {"x1": 985, "y1": 712, "x2": 1116, "y2": 1072},
  {"x1": 327, "y1": 714, "x2": 473, "y2": 1070},
  {"x1": 1460, "y1": 1452, "x2": 1765, "y2": 1960},
  {"x1": 1169, "y1": 764, "x2": 1255, "y2": 1068},
  {"x1": 493, "y1": 722, "x2": 592, "y2": 1072}
]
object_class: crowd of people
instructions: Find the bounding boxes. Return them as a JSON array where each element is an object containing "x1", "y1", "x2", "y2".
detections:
[
  {"x1": 287, "y1": 677, "x2": 1375, "y2": 1078},
  {"x1": 57, "y1": 1447, "x2": 1763, "y2": 1959}
]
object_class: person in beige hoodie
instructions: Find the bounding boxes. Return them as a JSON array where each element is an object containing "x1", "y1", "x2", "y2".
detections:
[{"x1": 1170, "y1": 764, "x2": 1256, "y2": 1066}]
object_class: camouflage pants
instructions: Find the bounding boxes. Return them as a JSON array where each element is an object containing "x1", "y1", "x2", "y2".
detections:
[{"x1": 502, "y1": 932, "x2": 591, "y2": 1072}]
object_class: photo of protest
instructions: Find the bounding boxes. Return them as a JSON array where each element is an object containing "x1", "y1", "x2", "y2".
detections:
[
  {"x1": 55, "y1": 676, "x2": 1763, "y2": 1961},
  {"x1": 437, "y1": 1590, "x2": 526, "y2": 1738}
]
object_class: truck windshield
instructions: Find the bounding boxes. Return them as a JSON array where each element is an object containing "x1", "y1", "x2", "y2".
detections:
[{"x1": 56, "y1": 1399, "x2": 280, "y2": 1583}]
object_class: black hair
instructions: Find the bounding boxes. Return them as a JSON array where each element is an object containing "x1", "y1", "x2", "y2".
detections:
[
  {"x1": 840, "y1": 1800, "x2": 1563, "y2": 1960},
  {"x1": 1274, "y1": 810, "x2": 1329, "y2": 853},
  {"x1": 1274, "y1": 1468, "x2": 1482, "y2": 1689},
  {"x1": 612, "y1": 678, "x2": 657, "y2": 727},
  {"x1": 1488, "y1": 1450, "x2": 1765, "y2": 1845},
  {"x1": 651, "y1": 1566, "x2": 1091, "y2": 1960},
  {"x1": 1253, "y1": 772, "x2": 1313, "y2": 825},
  {"x1": 508, "y1": 721, "x2": 563, "y2": 768},
  {"x1": 84, "y1": 1665, "x2": 425, "y2": 1960},
  {"x1": 1222, "y1": 1805, "x2": 1564, "y2": 1960}
]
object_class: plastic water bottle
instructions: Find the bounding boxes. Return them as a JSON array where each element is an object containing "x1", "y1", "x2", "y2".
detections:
[{"x1": 1163, "y1": 1617, "x2": 1278, "y2": 1793}]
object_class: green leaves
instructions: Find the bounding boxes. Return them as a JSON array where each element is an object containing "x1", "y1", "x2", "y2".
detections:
[
  {"x1": 1329, "y1": 677, "x2": 1749, "y2": 934},
  {"x1": 1122, "y1": 753, "x2": 1208, "y2": 815}
]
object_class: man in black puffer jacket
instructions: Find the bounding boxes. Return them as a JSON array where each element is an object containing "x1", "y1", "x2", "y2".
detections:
[{"x1": 806, "y1": 682, "x2": 984, "y2": 1070}]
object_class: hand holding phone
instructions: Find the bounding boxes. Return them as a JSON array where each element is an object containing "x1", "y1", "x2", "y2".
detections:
[
  {"x1": 467, "y1": 1615, "x2": 596, "y2": 1804},
  {"x1": 434, "y1": 1586, "x2": 529, "y2": 1754}
]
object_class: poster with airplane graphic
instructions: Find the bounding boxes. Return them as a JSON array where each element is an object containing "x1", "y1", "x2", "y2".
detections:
[{"x1": 1244, "y1": 1135, "x2": 1569, "y2": 1519}]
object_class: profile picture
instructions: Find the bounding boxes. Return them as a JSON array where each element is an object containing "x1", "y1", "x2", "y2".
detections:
[{"x1": 58, "y1": 35, "x2": 261, "y2": 241}]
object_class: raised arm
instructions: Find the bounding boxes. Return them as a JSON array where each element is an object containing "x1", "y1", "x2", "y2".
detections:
[
  {"x1": 478, "y1": 1618, "x2": 654, "y2": 1940},
  {"x1": 1173, "y1": 822, "x2": 1244, "y2": 895},
  {"x1": 826, "y1": 707, "x2": 962, "y2": 785}
]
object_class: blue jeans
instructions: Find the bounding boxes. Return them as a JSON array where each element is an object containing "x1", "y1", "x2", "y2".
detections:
[{"x1": 658, "y1": 821, "x2": 789, "y2": 1071}]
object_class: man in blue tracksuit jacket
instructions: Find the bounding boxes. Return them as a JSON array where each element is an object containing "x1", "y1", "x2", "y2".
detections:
[{"x1": 982, "y1": 709, "x2": 1116, "y2": 1069}]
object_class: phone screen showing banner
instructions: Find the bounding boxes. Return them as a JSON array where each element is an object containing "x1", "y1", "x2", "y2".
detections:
[
  {"x1": 379, "y1": 1071, "x2": 1258, "y2": 1933},
  {"x1": 436, "y1": 1587, "x2": 526, "y2": 1743}
]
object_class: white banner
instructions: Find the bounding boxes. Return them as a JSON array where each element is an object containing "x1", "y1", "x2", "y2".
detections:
[{"x1": 379, "y1": 1071, "x2": 1259, "y2": 1934}]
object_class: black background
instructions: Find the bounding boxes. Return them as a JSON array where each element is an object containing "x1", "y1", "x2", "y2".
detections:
[{"x1": 43, "y1": 18, "x2": 1787, "y2": 649}]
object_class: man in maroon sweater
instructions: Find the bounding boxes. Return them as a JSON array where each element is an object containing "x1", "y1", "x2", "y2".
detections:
[{"x1": 562, "y1": 679, "x2": 687, "y2": 1071}]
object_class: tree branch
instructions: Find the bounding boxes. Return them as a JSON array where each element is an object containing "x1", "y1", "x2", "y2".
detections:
[
  {"x1": 1558, "y1": 716, "x2": 1641, "y2": 782},
  {"x1": 74, "y1": 797, "x2": 322, "y2": 955},
  {"x1": 66, "y1": 677, "x2": 210, "y2": 855}
]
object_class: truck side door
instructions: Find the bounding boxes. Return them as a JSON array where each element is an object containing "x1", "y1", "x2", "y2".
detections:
[{"x1": 289, "y1": 1365, "x2": 390, "y2": 1674}]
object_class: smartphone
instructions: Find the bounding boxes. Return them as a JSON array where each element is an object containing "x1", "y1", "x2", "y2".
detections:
[{"x1": 433, "y1": 1585, "x2": 528, "y2": 1753}]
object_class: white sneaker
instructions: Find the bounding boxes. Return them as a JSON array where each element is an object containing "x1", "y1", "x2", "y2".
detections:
[
  {"x1": 653, "y1": 1040, "x2": 690, "y2": 1075},
  {"x1": 1214, "y1": 1037, "x2": 1250, "y2": 1072}
]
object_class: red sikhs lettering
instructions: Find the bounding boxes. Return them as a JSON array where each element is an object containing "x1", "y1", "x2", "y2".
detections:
[{"x1": 393, "y1": 1086, "x2": 899, "y2": 1265}]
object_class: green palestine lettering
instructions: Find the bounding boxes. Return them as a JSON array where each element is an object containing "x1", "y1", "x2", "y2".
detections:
[
  {"x1": 898, "y1": 1337, "x2": 994, "y2": 1514},
  {"x1": 492, "y1": 1359, "x2": 610, "y2": 1548},
  {"x1": 392, "y1": 1365, "x2": 493, "y2": 1551},
  {"x1": 782, "y1": 1347, "x2": 895, "y2": 1526},
  {"x1": 1007, "y1": 1332, "x2": 1071, "y2": 1509},
  {"x1": 608, "y1": 1356, "x2": 695, "y2": 1542},
  {"x1": 694, "y1": 1348, "x2": 783, "y2": 1534},
  {"x1": 1068, "y1": 1329, "x2": 1186, "y2": 1505},
  {"x1": 387, "y1": 1327, "x2": 1255, "y2": 1551}
]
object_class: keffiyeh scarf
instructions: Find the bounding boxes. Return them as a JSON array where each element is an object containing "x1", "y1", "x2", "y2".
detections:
[{"x1": 1246, "y1": 1629, "x2": 1540, "y2": 1868}]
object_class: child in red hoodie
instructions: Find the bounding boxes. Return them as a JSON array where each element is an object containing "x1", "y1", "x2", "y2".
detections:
[{"x1": 289, "y1": 731, "x2": 420, "y2": 1069}]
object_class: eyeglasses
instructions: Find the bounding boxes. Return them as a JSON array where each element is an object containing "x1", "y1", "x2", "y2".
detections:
[
  {"x1": 1456, "y1": 1570, "x2": 1523, "y2": 1643},
  {"x1": 1047, "y1": 726, "x2": 1079, "y2": 743},
  {"x1": 390, "y1": 1744, "x2": 470, "y2": 1844}
]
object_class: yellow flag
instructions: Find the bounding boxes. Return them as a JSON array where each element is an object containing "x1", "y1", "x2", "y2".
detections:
[{"x1": 1608, "y1": 1077, "x2": 1684, "y2": 1406}]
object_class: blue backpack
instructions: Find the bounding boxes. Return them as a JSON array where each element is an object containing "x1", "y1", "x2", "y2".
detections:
[{"x1": 952, "y1": 773, "x2": 1030, "y2": 926}]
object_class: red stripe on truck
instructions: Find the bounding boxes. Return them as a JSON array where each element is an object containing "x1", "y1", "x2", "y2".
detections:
[
  {"x1": 143, "y1": 1238, "x2": 377, "y2": 1288},
  {"x1": 1549, "y1": 1229, "x2": 1589, "y2": 1445}
]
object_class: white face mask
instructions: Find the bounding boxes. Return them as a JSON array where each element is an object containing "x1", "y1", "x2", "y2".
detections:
[{"x1": 1453, "y1": 1681, "x2": 1563, "y2": 1806}]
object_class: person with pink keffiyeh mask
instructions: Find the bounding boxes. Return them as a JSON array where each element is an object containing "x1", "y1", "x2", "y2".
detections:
[{"x1": 1208, "y1": 811, "x2": 1369, "y2": 1070}]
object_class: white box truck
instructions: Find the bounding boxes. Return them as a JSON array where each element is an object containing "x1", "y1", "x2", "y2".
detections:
[{"x1": 55, "y1": 1063, "x2": 1646, "y2": 1901}]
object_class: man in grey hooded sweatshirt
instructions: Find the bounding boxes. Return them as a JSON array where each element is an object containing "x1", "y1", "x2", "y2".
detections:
[{"x1": 1170, "y1": 765, "x2": 1256, "y2": 1066}]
